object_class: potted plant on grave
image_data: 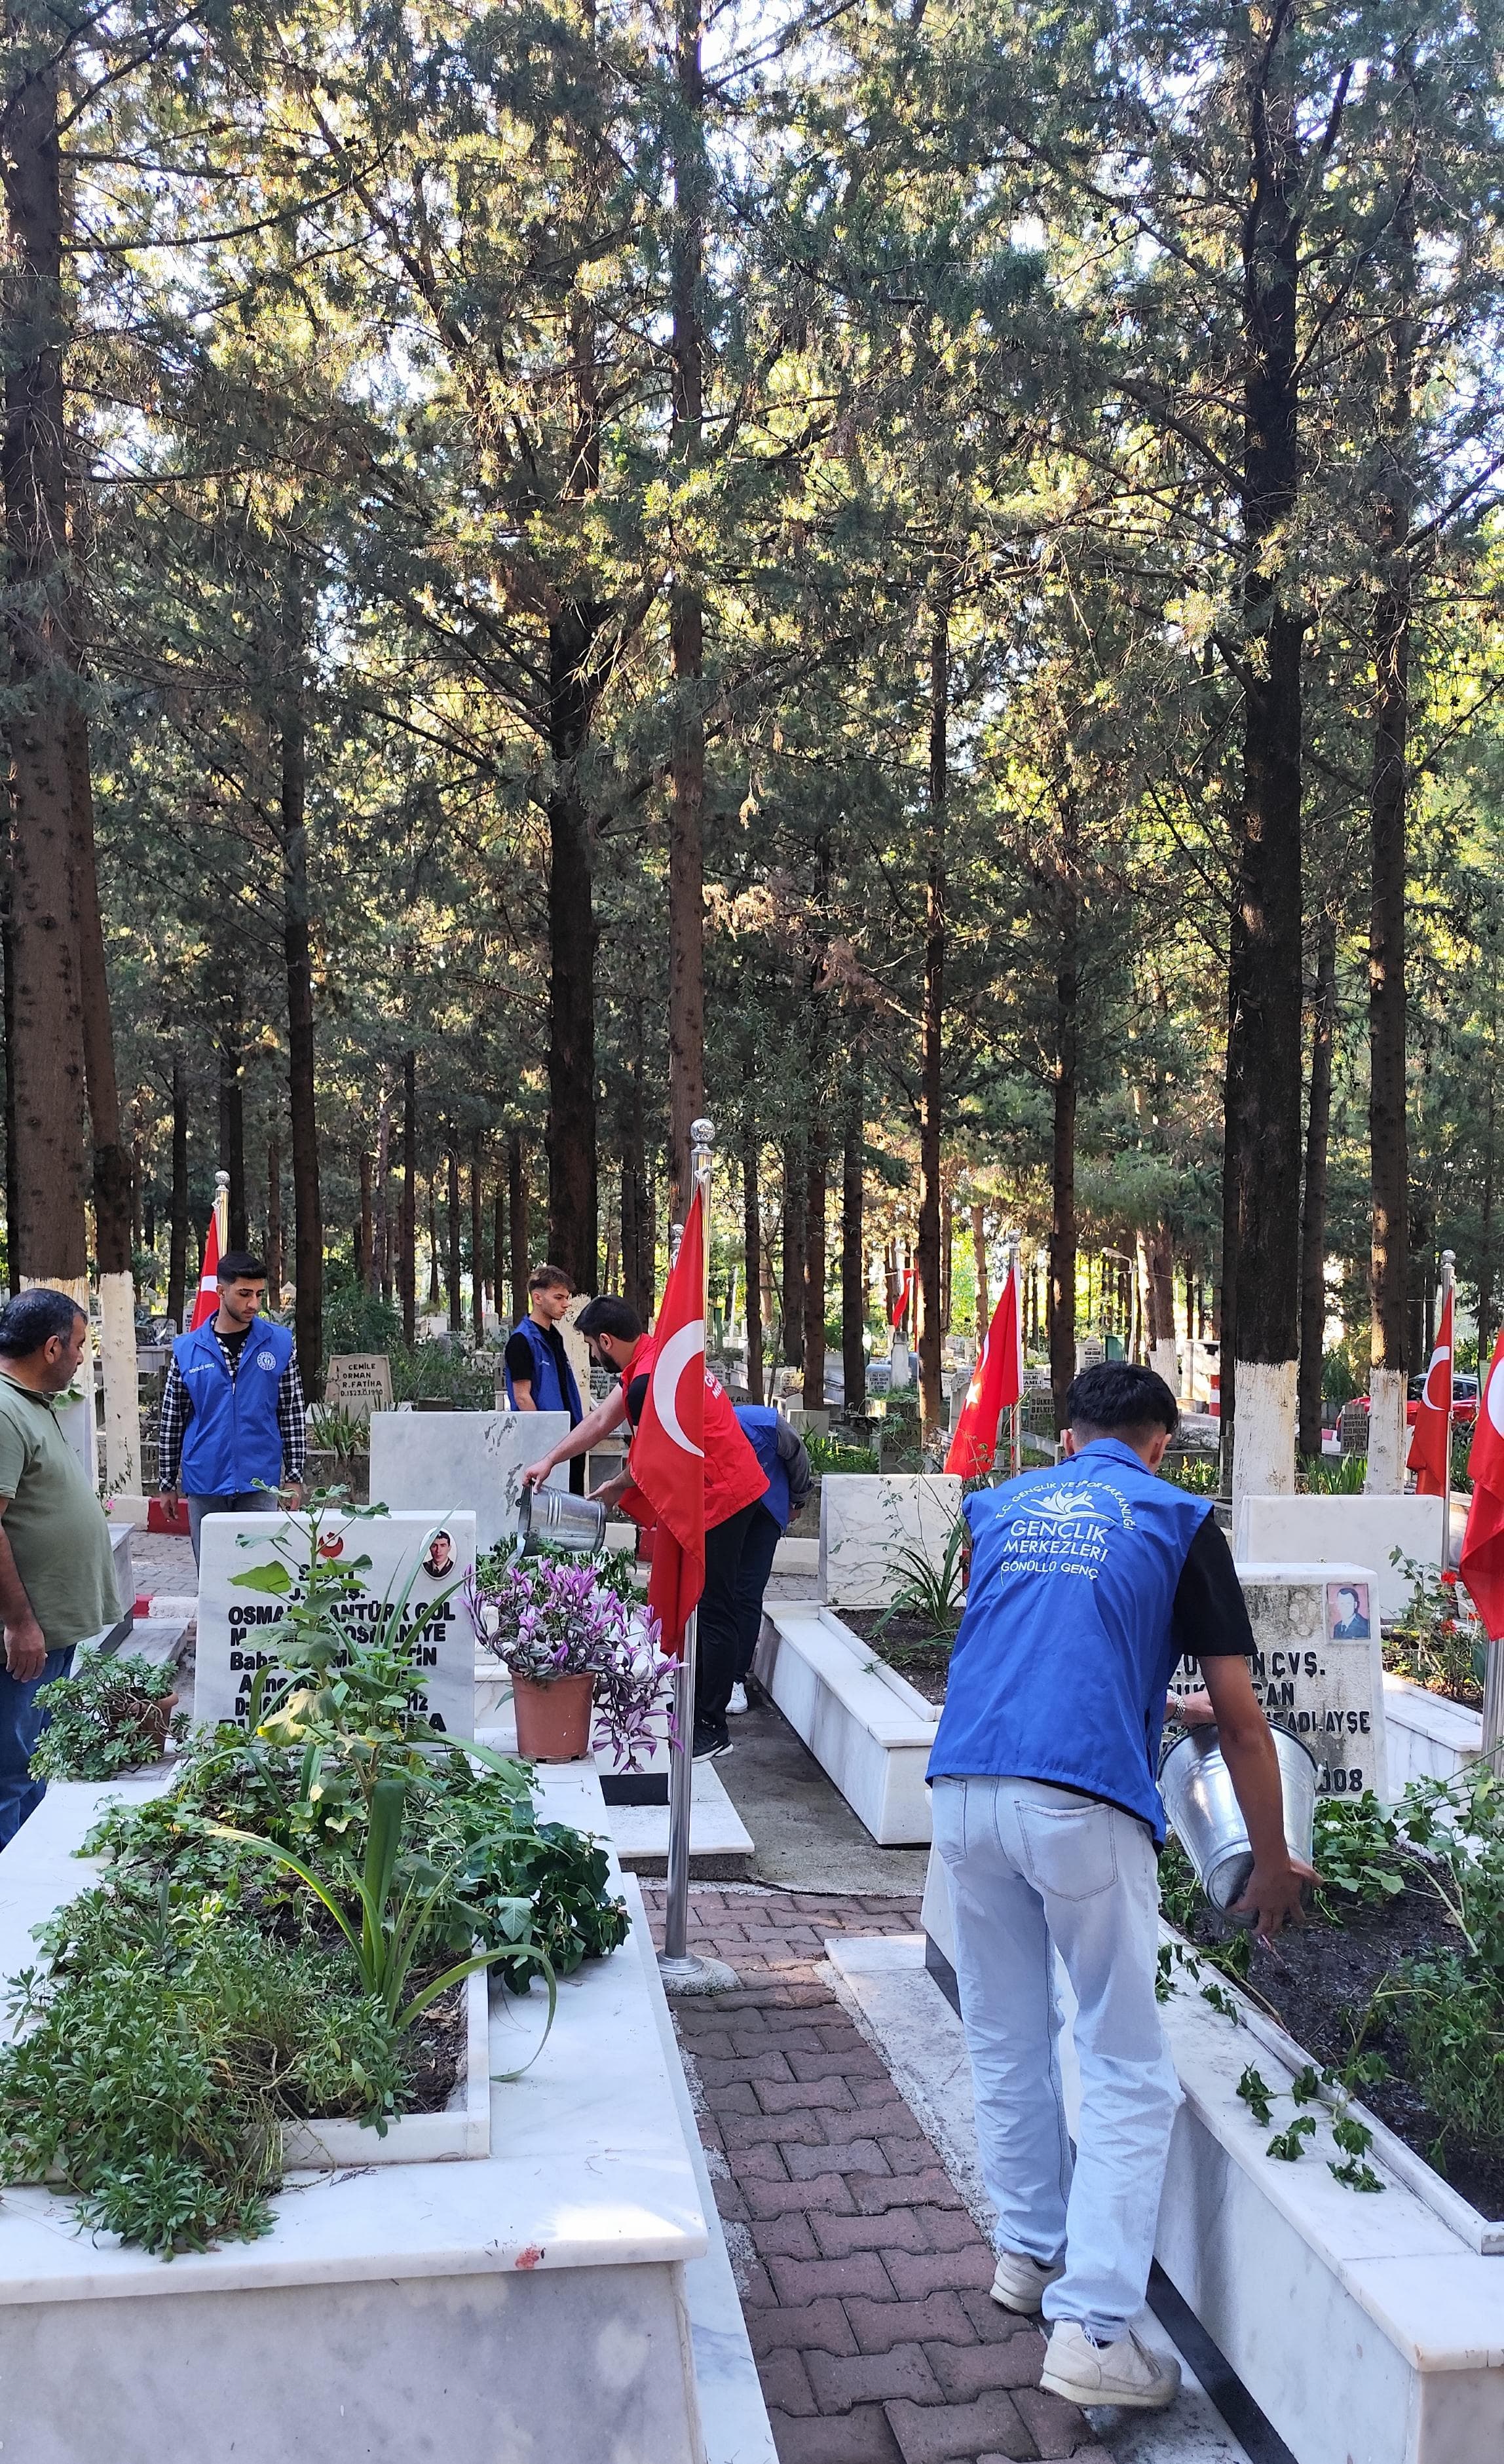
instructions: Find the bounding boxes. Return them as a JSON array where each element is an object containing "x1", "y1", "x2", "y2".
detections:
[{"x1": 468, "y1": 1557, "x2": 675, "y2": 1766}]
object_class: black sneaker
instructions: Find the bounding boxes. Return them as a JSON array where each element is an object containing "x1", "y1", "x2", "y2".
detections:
[{"x1": 692, "y1": 1723, "x2": 732, "y2": 1760}]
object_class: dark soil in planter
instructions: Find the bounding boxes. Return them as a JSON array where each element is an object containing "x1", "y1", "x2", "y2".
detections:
[
  {"x1": 842, "y1": 1611, "x2": 954, "y2": 1706},
  {"x1": 396, "y1": 1975, "x2": 468, "y2": 2113},
  {"x1": 1183, "y1": 1873, "x2": 1504, "y2": 2220}
]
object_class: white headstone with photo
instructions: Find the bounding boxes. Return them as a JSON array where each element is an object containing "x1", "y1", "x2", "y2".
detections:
[
  {"x1": 1168, "y1": 1559, "x2": 1387, "y2": 1801},
  {"x1": 368, "y1": 1408, "x2": 571, "y2": 1554},
  {"x1": 193, "y1": 1508, "x2": 476, "y2": 1735},
  {"x1": 325, "y1": 1353, "x2": 394, "y2": 1419}
]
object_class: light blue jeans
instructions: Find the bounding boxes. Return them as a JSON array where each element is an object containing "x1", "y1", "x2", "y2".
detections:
[{"x1": 931, "y1": 1774, "x2": 1182, "y2": 2342}]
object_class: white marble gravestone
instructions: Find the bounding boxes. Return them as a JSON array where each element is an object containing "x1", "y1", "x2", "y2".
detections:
[
  {"x1": 193, "y1": 1508, "x2": 476, "y2": 1736},
  {"x1": 1169, "y1": 1558, "x2": 1387, "y2": 1800},
  {"x1": 368, "y1": 1408, "x2": 571, "y2": 1554},
  {"x1": 324, "y1": 1352, "x2": 394, "y2": 1418},
  {"x1": 819, "y1": 1472, "x2": 964, "y2": 1608}
]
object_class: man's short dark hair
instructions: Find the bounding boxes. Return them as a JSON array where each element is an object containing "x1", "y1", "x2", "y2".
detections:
[
  {"x1": 217, "y1": 1250, "x2": 267, "y2": 1284},
  {"x1": 574, "y1": 1295, "x2": 643, "y2": 1345},
  {"x1": 1067, "y1": 1361, "x2": 1179, "y2": 1440},
  {"x1": 528, "y1": 1262, "x2": 573, "y2": 1294},
  {"x1": 0, "y1": 1288, "x2": 85, "y2": 1356}
]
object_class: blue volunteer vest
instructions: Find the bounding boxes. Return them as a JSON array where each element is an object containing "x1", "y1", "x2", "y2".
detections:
[
  {"x1": 735, "y1": 1405, "x2": 792, "y2": 1529},
  {"x1": 174, "y1": 1316, "x2": 295, "y2": 1498},
  {"x1": 927, "y1": 1438, "x2": 1212, "y2": 1841},
  {"x1": 504, "y1": 1315, "x2": 583, "y2": 1422}
]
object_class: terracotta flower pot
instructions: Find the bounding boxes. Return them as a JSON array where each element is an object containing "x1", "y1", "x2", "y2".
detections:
[{"x1": 511, "y1": 1671, "x2": 596, "y2": 1763}]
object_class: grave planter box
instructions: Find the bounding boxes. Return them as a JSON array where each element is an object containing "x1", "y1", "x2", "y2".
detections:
[
  {"x1": 1383, "y1": 1672, "x2": 1482, "y2": 1794},
  {"x1": 754, "y1": 1605, "x2": 937, "y2": 1844}
]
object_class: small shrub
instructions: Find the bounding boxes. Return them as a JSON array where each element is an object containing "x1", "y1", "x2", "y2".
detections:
[{"x1": 30, "y1": 1653, "x2": 185, "y2": 1782}]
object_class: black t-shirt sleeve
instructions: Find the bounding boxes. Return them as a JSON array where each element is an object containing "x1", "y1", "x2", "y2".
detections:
[
  {"x1": 504, "y1": 1331, "x2": 536, "y2": 1384},
  {"x1": 1171, "y1": 1513, "x2": 1256, "y2": 1664},
  {"x1": 625, "y1": 1372, "x2": 650, "y2": 1428}
]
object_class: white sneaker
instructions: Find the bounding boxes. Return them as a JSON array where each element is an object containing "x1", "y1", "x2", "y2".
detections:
[
  {"x1": 988, "y1": 2250, "x2": 1064, "y2": 2313},
  {"x1": 727, "y1": 1683, "x2": 749, "y2": 1715},
  {"x1": 1040, "y1": 2320, "x2": 1180, "y2": 2410}
]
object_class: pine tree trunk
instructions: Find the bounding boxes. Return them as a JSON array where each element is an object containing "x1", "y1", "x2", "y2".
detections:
[
  {"x1": 280, "y1": 566, "x2": 321, "y2": 1388},
  {"x1": 2, "y1": 32, "x2": 88, "y2": 1288},
  {"x1": 446, "y1": 1136, "x2": 461, "y2": 1332},
  {"x1": 971, "y1": 1204, "x2": 989, "y2": 1337},
  {"x1": 217, "y1": 994, "x2": 246, "y2": 1248},
  {"x1": 1227, "y1": 8, "x2": 1310, "y2": 1500},
  {"x1": 400, "y1": 1051, "x2": 417, "y2": 1346},
  {"x1": 781, "y1": 1137, "x2": 805, "y2": 1372},
  {"x1": 266, "y1": 1136, "x2": 282, "y2": 1309},
  {"x1": 167, "y1": 1051, "x2": 189, "y2": 1331},
  {"x1": 470, "y1": 1131, "x2": 484, "y2": 1339},
  {"x1": 508, "y1": 1131, "x2": 528, "y2": 1321},
  {"x1": 1048, "y1": 803, "x2": 1080, "y2": 1434},
  {"x1": 667, "y1": 0, "x2": 706, "y2": 1220},
  {"x1": 803, "y1": 1134, "x2": 826, "y2": 1411},
  {"x1": 493, "y1": 1174, "x2": 507, "y2": 1330},
  {"x1": 1366, "y1": 159, "x2": 1417, "y2": 1495},
  {"x1": 842, "y1": 1073, "x2": 865, "y2": 1415},
  {"x1": 918, "y1": 599, "x2": 948, "y2": 1442},
  {"x1": 373, "y1": 1098, "x2": 390, "y2": 1298},
  {"x1": 742, "y1": 1110, "x2": 763, "y2": 1401},
  {"x1": 1298, "y1": 910, "x2": 1337, "y2": 1459},
  {"x1": 427, "y1": 1184, "x2": 440, "y2": 1307},
  {"x1": 359, "y1": 1149, "x2": 375, "y2": 1292},
  {"x1": 64, "y1": 666, "x2": 136, "y2": 1489},
  {"x1": 546, "y1": 700, "x2": 598, "y2": 1294},
  {"x1": 2, "y1": 876, "x2": 18, "y2": 1297}
]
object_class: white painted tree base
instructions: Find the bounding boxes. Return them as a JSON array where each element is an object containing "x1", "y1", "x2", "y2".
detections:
[
  {"x1": 1366, "y1": 1366, "x2": 1408, "y2": 1493},
  {"x1": 98, "y1": 1270, "x2": 141, "y2": 1495},
  {"x1": 1231, "y1": 1358, "x2": 1296, "y2": 1506}
]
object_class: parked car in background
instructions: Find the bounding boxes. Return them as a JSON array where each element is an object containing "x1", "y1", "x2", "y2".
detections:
[{"x1": 1404, "y1": 1370, "x2": 1478, "y2": 1427}]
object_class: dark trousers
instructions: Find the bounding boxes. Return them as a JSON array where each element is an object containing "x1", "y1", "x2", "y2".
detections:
[
  {"x1": 0, "y1": 1644, "x2": 75, "y2": 1848},
  {"x1": 732, "y1": 1504, "x2": 783, "y2": 1681},
  {"x1": 187, "y1": 1491, "x2": 273, "y2": 1567},
  {"x1": 698, "y1": 1501, "x2": 761, "y2": 1731}
]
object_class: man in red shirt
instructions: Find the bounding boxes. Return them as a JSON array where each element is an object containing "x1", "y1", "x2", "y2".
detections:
[{"x1": 521, "y1": 1296, "x2": 768, "y2": 1759}]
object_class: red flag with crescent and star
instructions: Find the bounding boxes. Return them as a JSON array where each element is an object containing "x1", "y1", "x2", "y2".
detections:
[
  {"x1": 1463, "y1": 1326, "x2": 1504, "y2": 1636},
  {"x1": 631, "y1": 1187, "x2": 707, "y2": 1654},
  {"x1": 189, "y1": 1200, "x2": 223, "y2": 1330},
  {"x1": 1407, "y1": 1285, "x2": 1454, "y2": 1498}
]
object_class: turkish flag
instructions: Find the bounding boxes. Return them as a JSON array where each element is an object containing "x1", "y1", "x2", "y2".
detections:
[
  {"x1": 890, "y1": 1266, "x2": 913, "y2": 1332},
  {"x1": 189, "y1": 1203, "x2": 222, "y2": 1330},
  {"x1": 945, "y1": 1259, "x2": 1023, "y2": 1478},
  {"x1": 631, "y1": 1187, "x2": 707, "y2": 1654},
  {"x1": 1462, "y1": 1327, "x2": 1504, "y2": 1636},
  {"x1": 1407, "y1": 1286, "x2": 1454, "y2": 1497}
]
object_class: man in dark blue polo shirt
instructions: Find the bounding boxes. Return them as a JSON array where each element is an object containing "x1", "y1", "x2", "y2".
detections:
[{"x1": 928, "y1": 1362, "x2": 1309, "y2": 2414}]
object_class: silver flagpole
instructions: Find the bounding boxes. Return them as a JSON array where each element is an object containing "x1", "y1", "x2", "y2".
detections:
[
  {"x1": 1006, "y1": 1229, "x2": 1021, "y2": 1474},
  {"x1": 660, "y1": 1118, "x2": 724, "y2": 1991},
  {"x1": 1440, "y1": 1249, "x2": 1456, "y2": 1575}
]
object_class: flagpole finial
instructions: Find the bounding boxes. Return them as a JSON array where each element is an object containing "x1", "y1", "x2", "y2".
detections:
[
  {"x1": 690, "y1": 1118, "x2": 715, "y2": 1153},
  {"x1": 214, "y1": 1170, "x2": 229, "y2": 1190}
]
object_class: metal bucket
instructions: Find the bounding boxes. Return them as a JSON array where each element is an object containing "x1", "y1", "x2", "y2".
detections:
[
  {"x1": 515, "y1": 1485, "x2": 607, "y2": 1558},
  {"x1": 1160, "y1": 1724, "x2": 1318, "y2": 1913}
]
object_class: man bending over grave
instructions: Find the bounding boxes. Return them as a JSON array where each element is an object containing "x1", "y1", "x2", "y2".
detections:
[
  {"x1": 159, "y1": 1251, "x2": 305, "y2": 1563},
  {"x1": 0, "y1": 1291, "x2": 122, "y2": 1844},
  {"x1": 928, "y1": 1360, "x2": 1311, "y2": 2414}
]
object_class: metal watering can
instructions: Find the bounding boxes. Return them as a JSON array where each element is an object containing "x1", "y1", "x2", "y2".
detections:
[
  {"x1": 1160, "y1": 1723, "x2": 1318, "y2": 1914},
  {"x1": 515, "y1": 1485, "x2": 608, "y2": 1558}
]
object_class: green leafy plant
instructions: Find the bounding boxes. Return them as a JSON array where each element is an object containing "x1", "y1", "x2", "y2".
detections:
[
  {"x1": 1266, "y1": 2116, "x2": 1317, "y2": 2161},
  {"x1": 214, "y1": 1774, "x2": 546, "y2": 2038},
  {"x1": 1297, "y1": 1452, "x2": 1369, "y2": 1495},
  {"x1": 806, "y1": 1434, "x2": 877, "y2": 1474},
  {"x1": 308, "y1": 1401, "x2": 369, "y2": 1456},
  {"x1": 1312, "y1": 1791, "x2": 1408, "y2": 1909},
  {"x1": 880, "y1": 1514, "x2": 968, "y2": 1641},
  {"x1": 1383, "y1": 1554, "x2": 1484, "y2": 1706},
  {"x1": 1236, "y1": 2064, "x2": 1275, "y2": 2124},
  {"x1": 30, "y1": 1652, "x2": 185, "y2": 1782}
]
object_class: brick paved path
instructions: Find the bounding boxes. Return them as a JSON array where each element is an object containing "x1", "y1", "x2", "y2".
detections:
[{"x1": 641, "y1": 1884, "x2": 1108, "y2": 2464}]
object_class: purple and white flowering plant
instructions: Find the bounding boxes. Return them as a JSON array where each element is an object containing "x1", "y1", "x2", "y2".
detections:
[{"x1": 466, "y1": 1558, "x2": 677, "y2": 1770}]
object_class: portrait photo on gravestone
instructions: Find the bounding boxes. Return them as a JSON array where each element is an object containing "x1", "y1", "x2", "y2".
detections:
[{"x1": 193, "y1": 1509, "x2": 477, "y2": 1734}]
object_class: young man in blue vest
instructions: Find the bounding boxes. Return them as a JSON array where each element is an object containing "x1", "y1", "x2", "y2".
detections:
[
  {"x1": 929, "y1": 1362, "x2": 1311, "y2": 2414},
  {"x1": 504, "y1": 1263, "x2": 586, "y2": 1491},
  {"x1": 159, "y1": 1252, "x2": 305, "y2": 1564}
]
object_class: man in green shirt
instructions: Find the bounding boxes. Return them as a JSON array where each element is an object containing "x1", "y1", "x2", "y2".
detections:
[{"x1": 0, "y1": 1289, "x2": 121, "y2": 1846}]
